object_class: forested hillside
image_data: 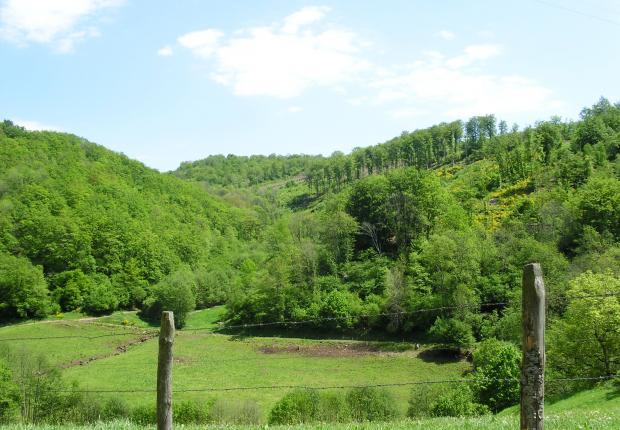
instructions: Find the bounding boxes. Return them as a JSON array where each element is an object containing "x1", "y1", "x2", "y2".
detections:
[
  {"x1": 174, "y1": 154, "x2": 325, "y2": 187},
  {"x1": 1, "y1": 99, "x2": 619, "y2": 424},
  {"x1": 0, "y1": 121, "x2": 259, "y2": 325},
  {"x1": 178, "y1": 98, "x2": 620, "y2": 384},
  {"x1": 3, "y1": 98, "x2": 620, "y2": 379}
]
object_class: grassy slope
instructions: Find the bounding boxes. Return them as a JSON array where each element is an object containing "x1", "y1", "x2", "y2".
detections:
[
  {"x1": 0, "y1": 309, "x2": 468, "y2": 417},
  {"x1": 1, "y1": 310, "x2": 618, "y2": 428}
]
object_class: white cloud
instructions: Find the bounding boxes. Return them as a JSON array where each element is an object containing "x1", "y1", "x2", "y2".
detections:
[
  {"x1": 177, "y1": 6, "x2": 370, "y2": 99},
  {"x1": 371, "y1": 44, "x2": 557, "y2": 119},
  {"x1": 282, "y1": 6, "x2": 330, "y2": 34},
  {"x1": 13, "y1": 119, "x2": 62, "y2": 131},
  {"x1": 172, "y1": 9, "x2": 558, "y2": 120},
  {"x1": 437, "y1": 30, "x2": 455, "y2": 40},
  {"x1": 177, "y1": 29, "x2": 223, "y2": 58},
  {"x1": 445, "y1": 43, "x2": 501, "y2": 68},
  {"x1": 157, "y1": 45, "x2": 173, "y2": 57},
  {"x1": 287, "y1": 106, "x2": 302, "y2": 113},
  {"x1": 0, "y1": 0, "x2": 124, "y2": 52}
]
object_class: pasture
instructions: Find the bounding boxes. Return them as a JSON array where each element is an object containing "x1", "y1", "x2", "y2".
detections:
[{"x1": 0, "y1": 308, "x2": 468, "y2": 417}]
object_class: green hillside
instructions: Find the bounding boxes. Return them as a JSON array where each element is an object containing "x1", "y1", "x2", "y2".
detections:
[
  {"x1": 1, "y1": 99, "x2": 619, "y2": 427},
  {"x1": 0, "y1": 120, "x2": 257, "y2": 323},
  {"x1": 174, "y1": 154, "x2": 324, "y2": 187}
]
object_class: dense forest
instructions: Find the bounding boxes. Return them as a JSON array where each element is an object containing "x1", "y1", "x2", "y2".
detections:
[
  {"x1": 0, "y1": 121, "x2": 258, "y2": 326},
  {"x1": 175, "y1": 98, "x2": 620, "y2": 384},
  {"x1": 2, "y1": 99, "x2": 620, "y2": 387},
  {"x1": 174, "y1": 154, "x2": 324, "y2": 187}
]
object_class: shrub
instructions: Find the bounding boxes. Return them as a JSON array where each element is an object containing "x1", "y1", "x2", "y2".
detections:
[
  {"x1": 173, "y1": 400, "x2": 209, "y2": 424},
  {"x1": 0, "y1": 347, "x2": 126, "y2": 425},
  {"x1": 430, "y1": 384, "x2": 488, "y2": 417},
  {"x1": 210, "y1": 398, "x2": 261, "y2": 425},
  {"x1": 269, "y1": 389, "x2": 320, "y2": 424},
  {"x1": 319, "y1": 290, "x2": 362, "y2": 329},
  {"x1": 0, "y1": 252, "x2": 52, "y2": 319},
  {"x1": 407, "y1": 384, "x2": 443, "y2": 418},
  {"x1": 142, "y1": 267, "x2": 196, "y2": 328},
  {"x1": 82, "y1": 274, "x2": 119, "y2": 315},
  {"x1": 317, "y1": 392, "x2": 351, "y2": 423},
  {"x1": 49, "y1": 269, "x2": 91, "y2": 311},
  {"x1": 100, "y1": 397, "x2": 130, "y2": 421},
  {"x1": 56, "y1": 391, "x2": 105, "y2": 424},
  {"x1": 472, "y1": 338, "x2": 520, "y2": 412},
  {"x1": 429, "y1": 317, "x2": 475, "y2": 351},
  {"x1": 268, "y1": 389, "x2": 356, "y2": 425},
  {"x1": 131, "y1": 404, "x2": 156, "y2": 425},
  {"x1": 0, "y1": 359, "x2": 19, "y2": 423},
  {"x1": 346, "y1": 387, "x2": 399, "y2": 422},
  {"x1": 2, "y1": 349, "x2": 82, "y2": 424}
]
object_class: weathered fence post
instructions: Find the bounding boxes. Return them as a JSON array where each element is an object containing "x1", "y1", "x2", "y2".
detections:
[
  {"x1": 157, "y1": 311, "x2": 175, "y2": 430},
  {"x1": 521, "y1": 263, "x2": 545, "y2": 430}
]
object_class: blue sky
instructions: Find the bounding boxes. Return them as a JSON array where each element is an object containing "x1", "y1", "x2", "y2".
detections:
[{"x1": 1, "y1": 0, "x2": 619, "y2": 171}]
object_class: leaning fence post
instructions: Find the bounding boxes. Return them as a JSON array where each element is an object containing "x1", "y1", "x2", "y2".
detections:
[
  {"x1": 521, "y1": 263, "x2": 545, "y2": 430},
  {"x1": 157, "y1": 311, "x2": 175, "y2": 430}
]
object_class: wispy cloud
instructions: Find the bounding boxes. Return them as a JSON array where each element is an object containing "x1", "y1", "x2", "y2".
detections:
[
  {"x1": 171, "y1": 6, "x2": 559, "y2": 119},
  {"x1": 176, "y1": 6, "x2": 370, "y2": 99},
  {"x1": 157, "y1": 45, "x2": 173, "y2": 57},
  {"x1": 370, "y1": 45, "x2": 557, "y2": 119},
  {"x1": 0, "y1": 0, "x2": 124, "y2": 53},
  {"x1": 437, "y1": 30, "x2": 455, "y2": 40},
  {"x1": 177, "y1": 29, "x2": 223, "y2": 58},
  {"x1": 445, "y1": 43, "x2": 502, "y2": 68}
]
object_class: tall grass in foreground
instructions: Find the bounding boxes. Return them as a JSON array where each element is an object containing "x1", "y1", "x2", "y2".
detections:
[{"x1": 2, "y1": 410, "x2": 620, "y2": 430}]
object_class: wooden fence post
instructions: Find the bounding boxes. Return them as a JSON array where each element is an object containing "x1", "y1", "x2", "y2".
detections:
[
  {"x1": 521, "y1": 263, "x2": 545, "y2": 430},
  {"x1": 157, "y1": 311, "x2": 175, "y2": 430}
]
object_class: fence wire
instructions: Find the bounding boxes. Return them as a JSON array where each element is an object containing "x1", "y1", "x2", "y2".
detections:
[{"x1": 52, "y1": 375, "x2": 616, "y2": 394}]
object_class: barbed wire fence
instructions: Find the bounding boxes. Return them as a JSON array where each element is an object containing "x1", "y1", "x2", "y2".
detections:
[{"x1": 0, "y1": 265, "x2": 618, "y2": 429}]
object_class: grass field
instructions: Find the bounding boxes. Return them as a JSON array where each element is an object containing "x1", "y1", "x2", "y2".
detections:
[
  {"x1": 1, "y1": 308, "x2": 618, "y2": 428},
  {"x1": 3, "y1": 386, "x2": 620, "y2": 428},
  {"x1": 0, "y1": 307, "x2": 468, "y2": 417}
]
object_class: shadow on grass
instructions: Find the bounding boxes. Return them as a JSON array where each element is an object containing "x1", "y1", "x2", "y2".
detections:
[
  {"x1": 417, "y1": 348, "x2": 463, "y2": 364},
  {"x1": 606, "y1": 379, "x2": 620, "y2": 400},
  {"x1": 546, "y1": 378, "x2": 620, "y2": 405}
]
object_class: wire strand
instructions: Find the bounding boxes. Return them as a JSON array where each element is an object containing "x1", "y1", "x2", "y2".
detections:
[
  {"x1": 54, "y1": 375, "x2": 616, "y2": 394},
  {"x1": 187, "y1": 301, "x2": 509, "y2": 332},
  {"x1": 0, "y1": 331, "x2": 157, "y2": 342}
]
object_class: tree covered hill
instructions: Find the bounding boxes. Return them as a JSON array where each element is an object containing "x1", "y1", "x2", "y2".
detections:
[
  {"x1": 173, "y1": 153, "x2": 325, "y2": 187},
  {"x1": 176, "y1": 99, "x2": 620, "y2": 387},
  {"x1": 0, "y1": 121, "x2": 259, "y2": 323}
]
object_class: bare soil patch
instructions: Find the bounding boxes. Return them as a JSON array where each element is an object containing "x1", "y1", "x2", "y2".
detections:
[{"x1": 258, "y1": 341, "x2": 413, "y2": 357}]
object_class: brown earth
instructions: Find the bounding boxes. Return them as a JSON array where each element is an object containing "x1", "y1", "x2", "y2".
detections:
[{"x1": 258, "y1": 341, "x2": 415, "y2": 357}]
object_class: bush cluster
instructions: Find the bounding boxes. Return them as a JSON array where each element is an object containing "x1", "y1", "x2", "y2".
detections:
[{"x1": 269, "y1": 387, "x2": 398, "y2": 425}]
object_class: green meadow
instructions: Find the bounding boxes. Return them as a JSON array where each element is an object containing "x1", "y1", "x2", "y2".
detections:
[
  {"x1": 2, "y1": 308, "x2": 618, "y2": 428},
  {"x1": 0, "y1": 308, "x2": 467, "y2": 416}
]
